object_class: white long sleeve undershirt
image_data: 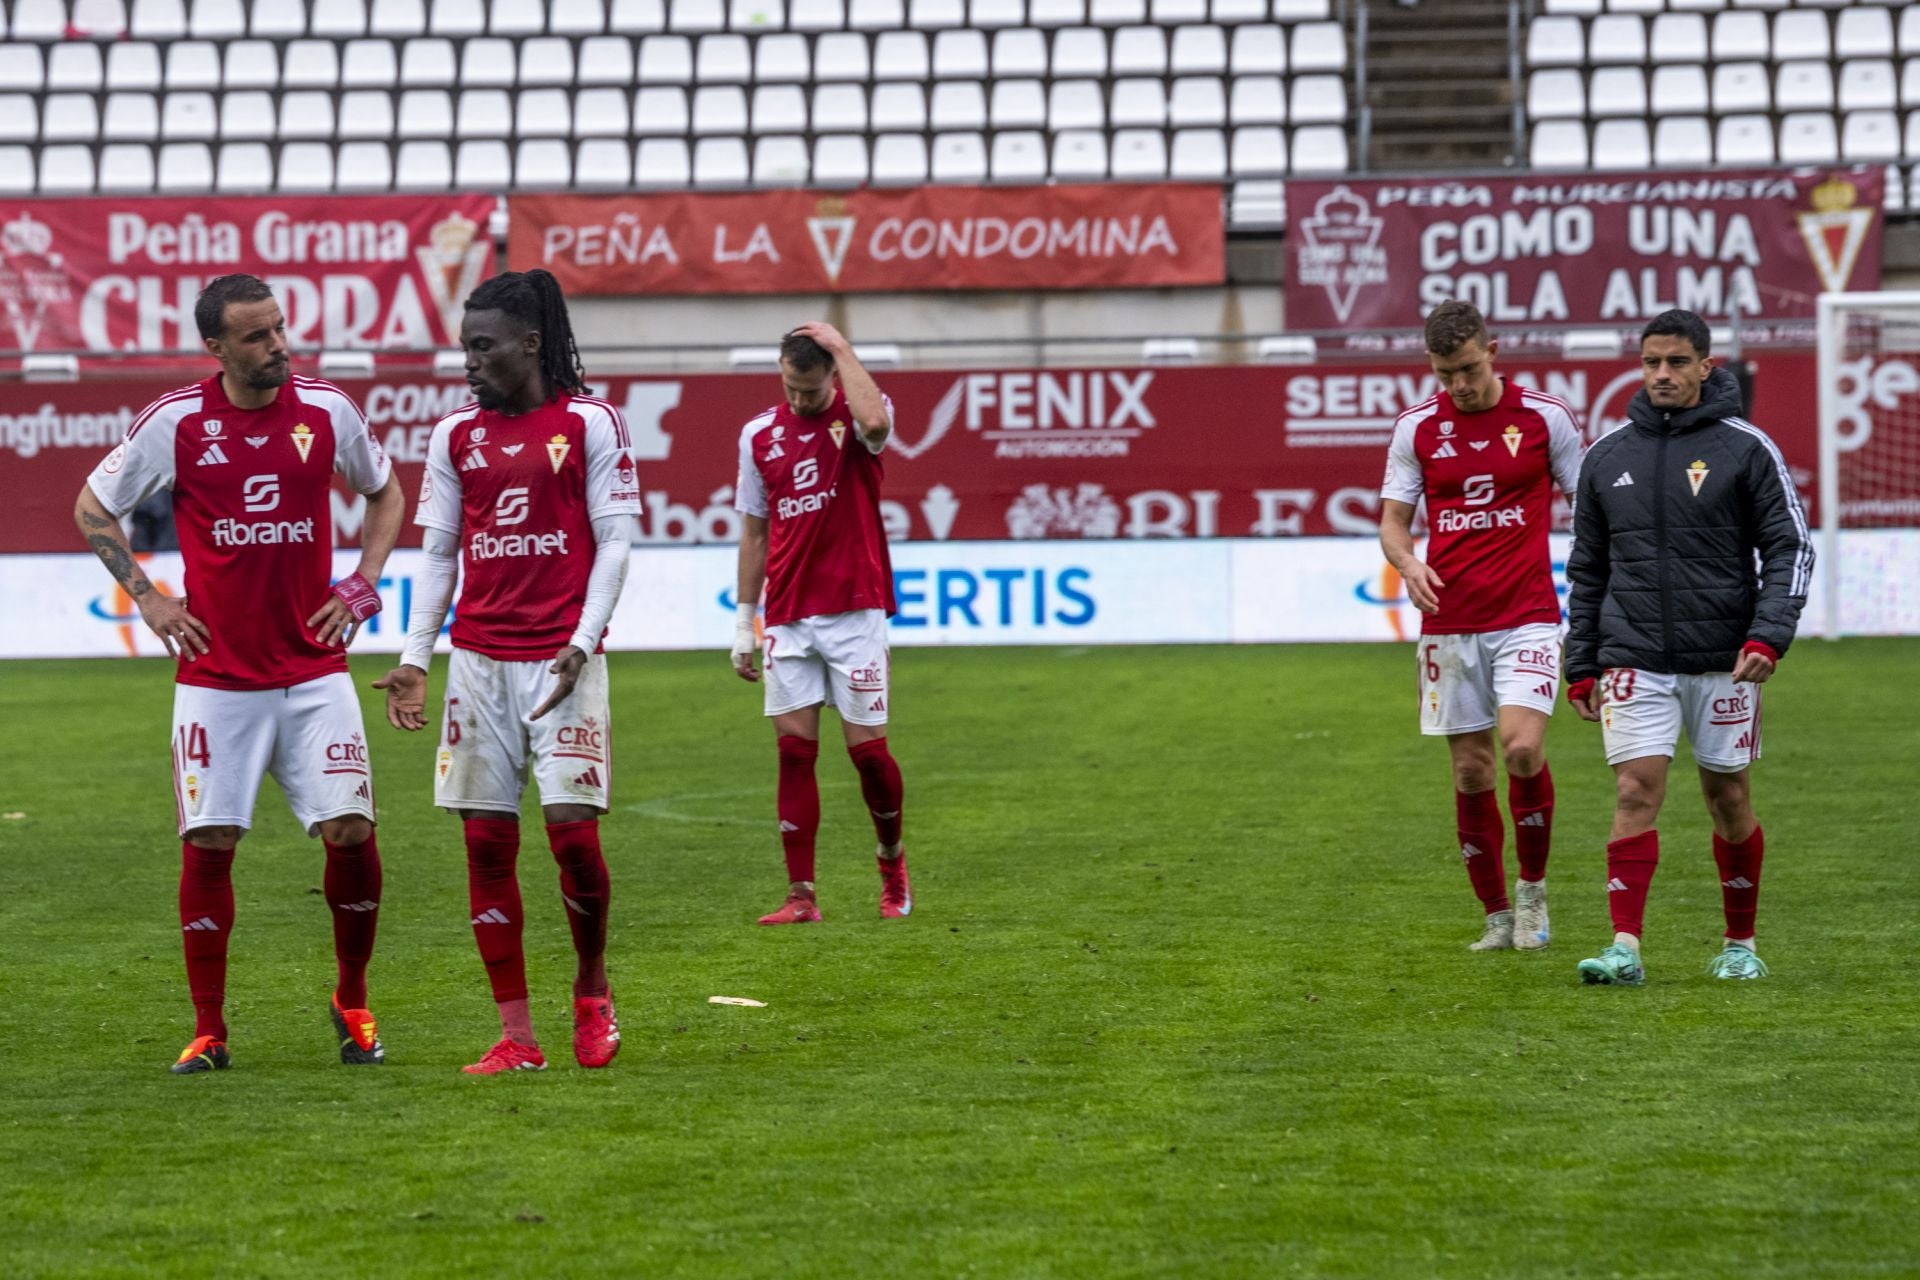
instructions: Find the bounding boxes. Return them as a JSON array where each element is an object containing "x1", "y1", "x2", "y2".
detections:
[{"x1": 399, "y1": 516, "x2": 634, "y2": 671}]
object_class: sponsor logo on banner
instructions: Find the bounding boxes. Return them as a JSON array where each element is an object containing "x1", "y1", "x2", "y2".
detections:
[
  {"x1": 1006, "y1": 483, "x2": 1123, "y2": 538},
  {"x1": 413, "y1": 212, "x2": 492, "y2": 344},
  {"x1": 894, "y1": 371, "x2": 1157, "y2": 461},
  {"x1": 0, "y1": 212, "x2": 71, "y2": 351},
  {"x1": 1295, "y1": 186, "x2": 1390, "y2": 325},
  {"x1": 1795, "y1": 177, "x2": 1875, "y2": 293}
]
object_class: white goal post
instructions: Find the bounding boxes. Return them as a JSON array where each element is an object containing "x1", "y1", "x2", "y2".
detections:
[{"x1": 1815, "y1": 291, "x2": 1920, "y2": 639}]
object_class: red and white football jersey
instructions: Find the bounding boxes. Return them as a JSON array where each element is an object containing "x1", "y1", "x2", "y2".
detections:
[
  {"x1": 1381, "y1": 379, "x2": 1583, "y2": 636},
  {"x1": 734, "y1": 389, "x2": 896, "y2": 628},
  {"x1": 415, "y1": 392, "x2": 641, "y2": 661},
  {"x1": 86, "y1": 374, "x2": 391, "y2": 691}
]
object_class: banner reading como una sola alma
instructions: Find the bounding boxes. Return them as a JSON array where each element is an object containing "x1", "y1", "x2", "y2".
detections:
[
  {"x1": 1285, "y1": 167, "x2": 1884, "y2": 331},
  {"x1": 510, "y1": 184, "x2": 1225, "y2": 294},
  {"x1": 0, "y1": 195, "x2": 499, "y2": 353}
]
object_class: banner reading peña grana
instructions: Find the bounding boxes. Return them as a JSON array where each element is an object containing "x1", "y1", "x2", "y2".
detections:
[
  {"x1": 1284, "y1": 167, "x2": 1885, "y2": 332},
  {"x1": 0, "y1": 195, "x2": 500, "y2": 354}
]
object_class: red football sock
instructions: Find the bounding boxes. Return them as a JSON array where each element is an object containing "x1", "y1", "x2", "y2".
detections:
[
  {"x1": 464, "y1": 817, "x2": 527, "y2": 1004},
  {"x1": 1508, "y1": 763, "x2": 1555, "y2": 883},
  {"x1": 1713, "y1": 825, "x2": 1764, "y2": 941},
  {"x1": 548, "y1": 820, "x2": 611, "y2": 998},
  {"x1": 848, "y1": 737, "x2": 904, "y2": 849},
  {"x1": 1605, "y1": 830, "x2": 1661, "y2": 940},
  {"x1": 323, "y1": 834, "x2": 382, "y2": 1010},
  {"x1": 1455, "y1": 788, "x2": 1509, "y2": 914},
  {"x1": 777, "y1": 736, "x2": 820, "y2": 885},
  {"x1": 179, "y1": 842, "x2": 234, "y2": 1041}
]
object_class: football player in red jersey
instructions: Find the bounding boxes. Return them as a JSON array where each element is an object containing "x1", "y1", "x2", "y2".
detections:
[
  {"x1": 731, "y1": 324, "x2": 911, "y2": 925},
  {"x1": 376, "y1": 270, "x2": 640, "y2": 1075},
  {"x1": 73, "y1": 274, "x2": 406, "y2": 1074},
  {"x1": 1378, "y1": 301, "x2": 1585, "y2": 954}
]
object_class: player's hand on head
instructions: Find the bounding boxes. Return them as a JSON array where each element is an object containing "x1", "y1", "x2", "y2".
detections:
[
  {"x1": 529, "y1": 646, "x2": 587, "y2": 721},
  {"x1": 137, "y1": 589, "x2": 211, "y2": 660},
  {"x1": 372, "y1": 665, "x2": 428, "y2": 731},
  {"x1": 791, "y1": 321, "x2": 850, "y2": 356},
  {"x1": 1400, "y1": 559, "x2": 1445, "y2": 614}
]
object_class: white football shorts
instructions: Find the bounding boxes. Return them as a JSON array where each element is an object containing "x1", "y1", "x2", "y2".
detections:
[
  {"x1": 170, "y1": 672, "x2": 375, "y2": 837},
  {"x1": 1599, "y1": 668, "x2": 1762, "y2": 773},
  {"x1": 435, "y1": 648, "x2": 613, "y2": 814},
  {"x1": 1417, "y1": 622, "x2": 1562, "y2": 736},
  {"x1": 763, "y1": 609, "x2": 891, "y2": 725}
]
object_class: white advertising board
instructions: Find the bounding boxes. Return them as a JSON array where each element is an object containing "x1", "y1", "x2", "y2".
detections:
[{"x1": 2, "y1": 533, "x2": 1912, "y2": 661}]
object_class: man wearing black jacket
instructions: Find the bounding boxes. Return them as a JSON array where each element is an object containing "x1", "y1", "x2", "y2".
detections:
[{"x1": 1565, "y1": 309, "x2": 1813, "y2": 986}]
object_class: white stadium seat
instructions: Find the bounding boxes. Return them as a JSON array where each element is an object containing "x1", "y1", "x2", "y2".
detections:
[
  {"x1": 1110, "y1": 77, "x2": 1164, "y2": 126},
  {"x1": 815, "y1": 31, "x2": 871, "y2": 79},
  {"x1": 1527, "y1": 69, "x2": 1583, "y2": 120},
  {"x1": 158, "y1": 140, "x2": 214, "y2": 188},
  {"x1": 103, "y1": 91, "x2": 160, "y2": 139},
  {"x1": 1030, "y1": 0, "x2": 1081, "y2": 27},
  {"x1": 756, "y1": 33, "x2": 810, "y2": 79},
  {"x1": 516, "y1": 138, "x2": 573, "y2": 186},
  {"x1": 0, "y1": 45, "x2": 47, "y2": 92},
  {"x1": 871, "y1": 132, "x2": 927, "y2": 183},
  {"x1": 692, "y1": 135, "x2": 749, "y2": 184},
  {"x1": 1653, "y1": 115, "x2": 1711, "y2": 167},
  {"x1": 1048, "y1": 78, "x2": 1103, "y2": 129},
  {"x1": 1530, "y1": 119, "x2": 1588, "y2": 169},
  {"x1": 578, "y1": 35, "x2": 635, "y2": 82},
  {"x1": 576, "y1": 87, "x2": 631, "y2": 134},
  {"x1": 395, "y1": 138, "x2": 453, "y2": 187},
  {"x1": 576, "y1": 137, "x2": 632, "y2": 184},
  {"x1": 285, "y1": 40, "x2": 342, "y2": 87},
  {"x1": 371, "y1": 0, "x2": 428, "y2": 34},
  {"x1": 455, "y1": 137, "x2": 510, "y2": 185},
  {"x1": 875, "y1": 30, "x2": 930, "y2": 78},
  {"x1": 1592, "y1": 117, "x2": 1650, "y2": 169},
  {"x1": 1052, "y1": 26, "x2": 1107, "y2": 76},
  {"x1": 344, "y1": 39, "x2": 400, "y2": 85},
  {"x1": 1779, "y1": 111, "x2": 1838, "y2": 164},
  {"x1": 41, "y1": 144, "x2": 99, "y2": 191},
  {"x1": 1291, "y1": 123, "x2": 1346, "y2": 172},
  {"x1": 48, "y1": 43, "x2": 104, "y2": 91},
  {"x1": 493, "y1": 0, "x2": 548, "y2": 34},
  {"x1": 1109, "y1": 126, "x2": 1165, "y2": 177},
  {"x1": 1712, "y1": 62, "x2": 1769, "y2": 114},
  {"x1": 1289, "y1": 20, "x2": 1343, "y2": 71},
  {"x1": 872, "y1": 81, "x2": 925, "y2": 129},
  {"x1": 1170, "y1": 75, "x2": 1225, "y2": 126},
  {"x1": 1526, "y1": 16, "x2": 1582, "y2": 66},
  {"x1": 161, "y1": 91, "x2": 216, "y2": 137},
  {"x1": 461, "y1": 37, "x2": 515, "y2": 84},
  {"x1": 44, "y1": 93, "x2": 100, "y2": 140},
  {"x1": 809, "y1": 82, "x2": 863, "y2": 130},
  {"x1": 1772, "y1": 11, "x2": 1830, "y2": 63},
  {"x1": 1842, "y1": 111, "x2": 1900, "y2": 162},
  {"x1": 1170, "y1": 126, "x2": 1225, "y2": 177},
  {"x1": 0, "y1": 96, "x2": 35, "y2": 141},
  {"x1": 990, "y1": 129, "x2": 1046, "y2": 181},
  {"x1": 1711, "y1": 11, "x2": 1768, "y2": 62},
  {"x1": 989, "y1": 78, "x2": 1044, "y2": 127},
  {"x1": 1588, "y1": 15, "x2": 1645, "y2": 64},
  {"x1": 930, "y1": 79, "x2": 985, "y2": 128},
  {"x1": 670, "y1": 0, "x2": 725, "y2": 30},
  {"x1": 696, "y1": 33, "x2": 752, "y2": 80},
  {"x1": 731, "y1": 0, "x2": 784, "y2": 28},
  {"x1": 1649, "y1": 13, "x2": 1707, "y2": 64},
  {"x1": 1230, "y1": 124, "x2": 1283, "y2": 175},
  {"x1": 992, "y1": 27, "x2": 1048, "y2": 76},
  {"x1": 1051, "y1": 128, "x2": 1105, "y2": 177},
  {"x1": 518, "y1": 87, "x2": 573, "y2": 135},
  {"x1": 635, "y1": 85, "x2": 690, "y2": 132},
  {"x1": 518, "y1": 37, "x2": 574, "y2": 84},
  {"x1": 850, "y1": 0, "x2": 903, "y2": 30},
  {"x1": 1650, "y1": 64, "x2": 1708, "y2": 115},
  {"x1": 752, "y1": 133, "x2": 809, "y2": 183},
  {"x1": 215, "y1": 140, "x2": 271, "y2": 189},
  {"x1": 1837, "y1": 7, "x2": 1894, "y2": 60},
  {"x1": 611, "y1": 0, "x2": 666, "y2": 29},
  {"x1": 278, "y1": 90, "x2": 337, "y2": 138},
  {"x1": 1716, "y1": 113, "x2": 1774, "y2": 164},
  {"x1": 930, "y1": 130, "x2": 986, "y2": 180},
  {"x1": 340, "y1": 89, "x2": 396, "y2": 137},
  {"x1": 909, "y1": 0, "x2": 963, "y2": 28},
  {"x1": 338, "y1": 140, "x2": 394, "y2": 187},
  {"x1": 278, "y1": 140, "x2": 336, "y2": 190},
  {"x1": 1290, "y1": 73, "x2": 1343, "y2": 122},
  {"x1": 1775, "y1": 61, "x2": 1833, "y2": 113},
  {"x1": 0, "y1": 148, "x2": 31, "y2": 194},
  {"x1": 1171, "y1": 23, "x2": 1226, "y2": 74},
  {"x1": 1229, "y1": 23, "x2": 1282, "y2": 73},
  {"x1": 1110, "y1": 24, "x2": 1166, "y2": 74},
  {"x1": 1230, "y1": 74, "x2": 1283, "y2": 125},
  {"x1": 932, "y1": 29, "x2": 987, "y2": 77},
  {"x1": 312, "y1": 0, "x2": 370, "y2": 36},
  {"x1": 401, "y1": 37, "x2": 457, "y2": 84},
  {"x1": 398, "y1": 88, "x2": 455, "y2": 134},
  {"x1": 813, "y1": 133, "x2": 868, "y2": 184},
  {"x1": 132, "y1": 0, "x2": 189, "y2": 39},
  {"x1": 751, "y1": 82, "x2": 806, "y2": 130},
  {"x1": 1840, "y1": 60, "x2": 1896, "y2": 113}
]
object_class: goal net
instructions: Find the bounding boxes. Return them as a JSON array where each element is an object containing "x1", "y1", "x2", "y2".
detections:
[{"x1": 1816, "y1": 291, "x2": 1920, "y2": 637}]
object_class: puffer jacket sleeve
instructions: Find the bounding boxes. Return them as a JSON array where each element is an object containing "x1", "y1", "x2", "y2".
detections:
[
  {"x1": 1564, "y1": 447, "x2": 1611, "y2": 681},
  {"x1": 1743, "y1": 432, "x2": 1814, "y2": 658}
]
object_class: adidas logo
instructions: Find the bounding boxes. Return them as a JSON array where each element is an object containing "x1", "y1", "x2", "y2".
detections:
[
  {"x1": 778, "y1": 820, "x2": 799, "y2": 833},
  {"x1": 1612, "y1": 472, "x2": 1634, "y2": 488},
  {"x1": 1534, "y1": 682, "x2": 1555, "y2": 699},
  {"x1": 1518, "y1": 813, "x2": 1546, "y2": 828},
  {"x1": 197, "y1": 443, "x2": 229, "y2": 466},
  {"x1": 1722, "y1": 876, "x2": 1755, "y2": 890},
  {"x1": 1734, "y1": 733, "x2": 1753, "y2": 750},
  {"x1": 1431, "y1": 441, "x2": 1457, "y2": 460},
  {"x1": 335, "y1": 900, "x2": 378, "y2": 912},
  {"x1": 572, "y1": 766, "x2": 602, "y2": 788},
  {"x1": 460, "y1": 450, "x2": 486, "y2": 471},
  {"x1": 471, "y1": 908, "x2": 512, "y2": 925},
  {"x1": 869, "y1": 696, "x2": 886, "y2": 712},
  {"x1": 1606, "y1": 877, "x2": 1629, "y2": 892},
  {"x1": 1461, "y1": 842, "x2": 1484, "y2": 860},
  {"x1": 354, "y1": 781, "x2": 370, "y2": 800},
  {"x1": 183, "y1": 916, "x2": 220, "y2": 931}
]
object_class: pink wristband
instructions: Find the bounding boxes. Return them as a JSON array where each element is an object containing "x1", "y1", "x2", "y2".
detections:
[{"x1": 330, "y1": 572, "x2": 382, "y2": 621}]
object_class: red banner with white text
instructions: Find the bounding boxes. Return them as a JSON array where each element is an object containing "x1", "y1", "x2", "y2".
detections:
[
  {"x1": 508, "y1": 184, "x2": 1224, "y2": 295},
  {"x1": 1285, "y1": 167, "x2": 1884, "y2": 336},
  {"x1": 0, "y1": 195, "x2": 500, "y2": 355},
  {"x1": 1, "y1": 355, "x2": 1873, "y2": 555}
]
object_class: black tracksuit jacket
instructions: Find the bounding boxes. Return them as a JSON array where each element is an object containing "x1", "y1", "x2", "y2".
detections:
[{"x1": 1565, "y1": 366, "x2": 1814, "y2": 682}]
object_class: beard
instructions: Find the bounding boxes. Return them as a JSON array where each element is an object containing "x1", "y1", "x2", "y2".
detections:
[
  {"x1": 244, "y1": 359, "x2": 291, "y2": 391},
  {"x1": 472, "y1": 382, "x2": 506, "y2": 410}
]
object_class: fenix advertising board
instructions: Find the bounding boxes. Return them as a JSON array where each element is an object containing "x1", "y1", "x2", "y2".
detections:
[{"x1": 12, "y1": 351, "x2": 1908, "y2": 556}]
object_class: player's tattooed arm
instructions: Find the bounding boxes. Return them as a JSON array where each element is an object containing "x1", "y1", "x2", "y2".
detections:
[{"x1": 74, "y1": 483, "x2": 210, "y2": 658}]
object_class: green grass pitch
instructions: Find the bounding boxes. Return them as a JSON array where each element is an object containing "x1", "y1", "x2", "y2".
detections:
[{"x1": 1, "y1": 640, "x2": 1916, "y2": 1278}]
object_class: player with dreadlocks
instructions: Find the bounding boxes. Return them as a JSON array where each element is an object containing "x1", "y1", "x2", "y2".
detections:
[{"x1": 376, "y1": 269, "x2": 642, "y2": 1073}]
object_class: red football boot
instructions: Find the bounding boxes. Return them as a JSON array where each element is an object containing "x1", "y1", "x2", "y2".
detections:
[
  {"x1": 573, "y1": 995, "x2": 621, "y2": 1068},
  {"x1": 758, "y1": 890, "x2": 822, "y2": 925},
  {"x1": 878, "y1": 853, "x2": 913, "y2": 919},
  {"x1": 461, "y1": 1038, "x2": 547, "y2": 1075}
]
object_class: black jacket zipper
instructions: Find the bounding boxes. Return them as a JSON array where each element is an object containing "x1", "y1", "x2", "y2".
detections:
[{"x1": 1654, "y1": 421, "x2": 1675, "y2": 668}]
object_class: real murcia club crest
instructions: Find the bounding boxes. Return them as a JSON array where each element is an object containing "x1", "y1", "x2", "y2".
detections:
[
  {"x1": 1502, "y1": 423, "x2": 1523, "y2": 457},
  {"x1": 416, "y1": 212, "x2": 492, "y2": 344},
  {"x1": 291, "y1": 422, "x2": 315, "y2": 463},
  {"x1": 1796, "y1": 176, "x2": 1876, "y2": 294},
  {"x1": 436, "y1": 750, "x2": 451, "y2": 781},
  {"x1": 829, "y1": 419, "x2": 847, "y2": 449},
  {"x1": 1687, "y1": 459, "x2": 1710, "y2": 497},
  {"x1": 547, "y1": 433, "x2": 571, "y2": 473},
  {"x1": 806, "y1": 197, "x2": 857, "y2": 286}
]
